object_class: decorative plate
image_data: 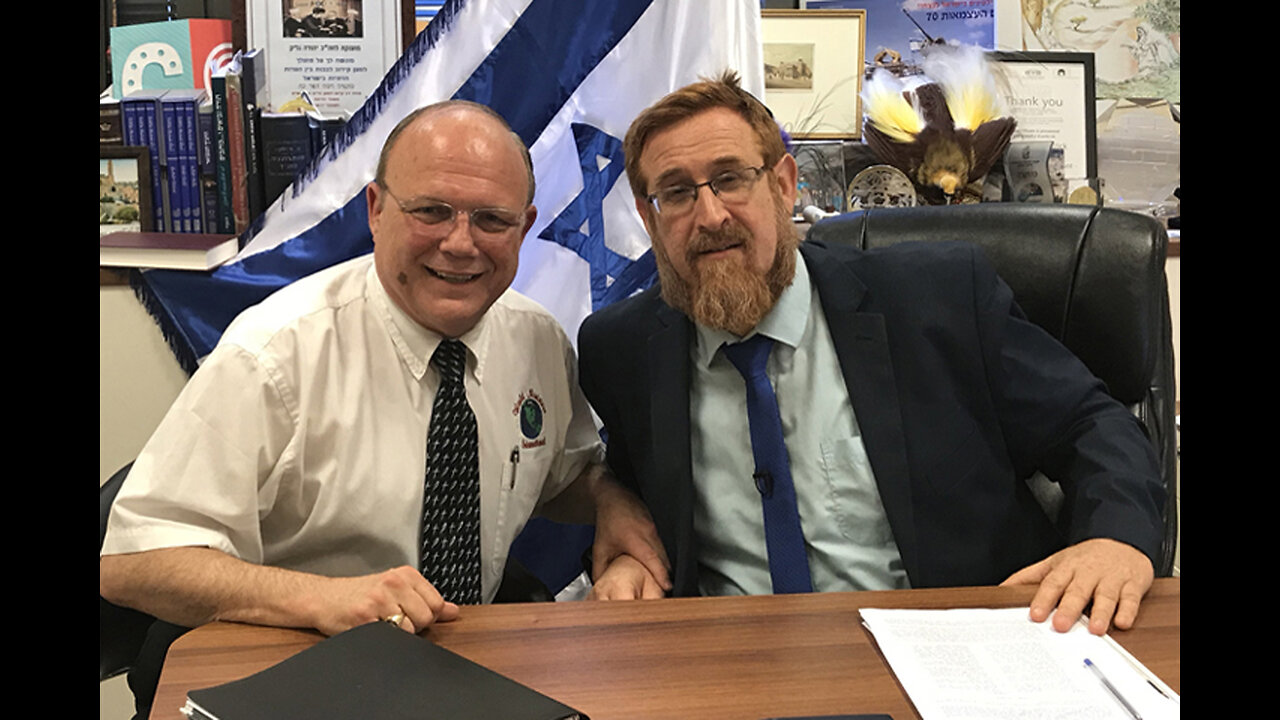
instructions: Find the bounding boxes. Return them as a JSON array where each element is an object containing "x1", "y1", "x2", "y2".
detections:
[{"x1": 848, "y1": 165, "x2": 917, "y2": 210}]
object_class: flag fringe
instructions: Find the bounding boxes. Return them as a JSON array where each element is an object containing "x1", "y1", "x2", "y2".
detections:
[{"x1": 129, "y1": 270, "x2": 201, "y2": 377}]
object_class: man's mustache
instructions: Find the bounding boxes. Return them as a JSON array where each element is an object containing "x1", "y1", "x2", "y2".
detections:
[{"x1": 686, "y1": 224, "x2": 753, "y2": 265}]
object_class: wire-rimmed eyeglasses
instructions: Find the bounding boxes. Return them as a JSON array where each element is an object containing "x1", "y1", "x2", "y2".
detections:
[
  {"x1": 645, "y1": 165, "x2": 768, "y2": 217},
  {"x1": 380, "y1": 184, "x2": 525, "y2": 237}
]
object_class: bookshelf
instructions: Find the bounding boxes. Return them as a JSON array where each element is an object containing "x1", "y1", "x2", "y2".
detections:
[{"x1": 102, "y1": 2, "x2": 426, "y2": 252}]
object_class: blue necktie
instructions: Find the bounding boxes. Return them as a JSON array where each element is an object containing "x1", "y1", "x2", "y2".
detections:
[{"x1": 722, "y1": 334, "x2": 813, "y2": 594}]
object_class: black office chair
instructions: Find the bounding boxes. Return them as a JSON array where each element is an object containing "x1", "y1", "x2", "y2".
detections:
[
  {"x1": 100, "y1": 462, "x2": 159, "y2": 683},
  {"x1": 806, "y1": 203, "x2": 1179, "y2": 576},
  {"x1": 102, "y1": 462, "x2": 188, "y2": 720}
]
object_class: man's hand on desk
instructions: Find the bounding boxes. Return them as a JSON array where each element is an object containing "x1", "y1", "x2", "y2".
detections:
[
  {"x1": 306, "y1": 566, "x2": 460, "y2": 636},
  {"x1": 587, "y1": 554, "x2": 668, "y2": 600},
  {"x1": 1000, "y1": 538, "x2": 1154, "y2": 636},
  {"x1": 100, "y1": 548, "x2": 460, "y2": 637}
]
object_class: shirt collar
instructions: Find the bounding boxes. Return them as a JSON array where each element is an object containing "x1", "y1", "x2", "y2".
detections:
[
  {"x1": 368, "y1": 262, "x2": 492, "y2": 383},
  {"x1": 692, "y1": 248, "x2": 811, "y2": 369}
]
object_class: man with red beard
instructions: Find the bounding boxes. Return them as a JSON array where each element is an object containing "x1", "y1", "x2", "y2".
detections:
[{"x1": 577, "y1": 72, "x2": 1165, "y2": 636}]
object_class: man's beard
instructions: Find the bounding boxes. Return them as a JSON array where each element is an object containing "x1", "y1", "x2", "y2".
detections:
[{"x1": 653, "y1": 193, "x2": 798, "y2": 337}]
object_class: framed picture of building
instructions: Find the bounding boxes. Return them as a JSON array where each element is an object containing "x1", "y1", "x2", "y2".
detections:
[
  {"x1": 101, "y1": 145, "x2": 154, "y2": 234},
  {"x1": 762, "y1": 9, "x2": 866, "y2": 139}
]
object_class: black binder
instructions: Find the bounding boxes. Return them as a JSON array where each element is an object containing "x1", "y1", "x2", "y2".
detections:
[{"x1": 182, "y1": 621, "x2": 587, "y2": 719}]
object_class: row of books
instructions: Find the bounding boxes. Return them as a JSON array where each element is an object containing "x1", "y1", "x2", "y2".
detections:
[{"x1": 100, "y1": 48, "x2": 347, "y2": 236}]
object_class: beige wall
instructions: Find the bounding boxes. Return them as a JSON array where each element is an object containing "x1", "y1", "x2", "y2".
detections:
[{"x1": 100, "y1": 284, "x2": 187, "y2": 483}]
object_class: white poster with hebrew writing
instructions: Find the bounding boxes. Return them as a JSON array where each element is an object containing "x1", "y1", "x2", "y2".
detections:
[{"x1": 248, "y1": 0, "x2": 403, "y2": 115}]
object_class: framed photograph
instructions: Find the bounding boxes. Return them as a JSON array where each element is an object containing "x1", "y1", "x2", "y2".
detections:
[
  {"x1": 762, "y1": 9, "x2": 866, "y2": 139},
  {"x1": 101, "y1": 145, "x2": 154, "y2": 235},
  {"x1": 241, "y1": 0, "x2": 404, "y2": 116},
  {"x1": 988, "y1": 51, "x2": 1097, "y2": 184}
]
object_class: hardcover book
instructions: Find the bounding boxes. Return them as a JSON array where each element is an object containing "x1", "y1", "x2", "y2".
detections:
[
  {"x1": 100, "y1": 231, "x2": 237, "y2": 271},
  {"x1": 181, "y1": 621, "x2": 587, "y2": 720},
  {"x1": 120, "y1": 89, "x2": 170, "y2": 232},
  {"x1": 240, "y1": 48, "x2": 268, "y2": 221},
  {"x1": 196, "y1": 100, "x2": 221, "y2": 232},
  {"x1": 306, "y1": 111, "x2": 347, "y2": 160},
  {"x1": 160, "y1": 89, "x2": 207, "y2": 233},
  {"x1": 222, "y1": 66, "x2": 251, "y2": 234},
  {"x1": 209, "y1": 71, "x2": 235, "y2": 234},
  {"x1": 100, "y1": 96, "x2": 123, "y2": 145},
  {"x1": 259, "y1": 111, "x2": 312, "y2": 208}
]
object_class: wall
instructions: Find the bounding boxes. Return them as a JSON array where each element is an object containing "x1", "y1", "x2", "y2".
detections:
[{"x1": 100, "y1": 282, "x2": 187, "y2": 482}]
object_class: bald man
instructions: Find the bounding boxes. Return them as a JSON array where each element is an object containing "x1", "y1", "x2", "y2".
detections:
[{"x1": 102, "y1": 101, "x2": 668, "y2": 640}]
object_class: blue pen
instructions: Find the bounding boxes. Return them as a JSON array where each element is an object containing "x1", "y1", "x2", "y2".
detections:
[{"x1": 1084, "y1": 658, "x2": 1142, "y2": 720}]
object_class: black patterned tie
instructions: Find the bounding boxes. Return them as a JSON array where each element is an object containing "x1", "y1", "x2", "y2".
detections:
[{"x1": 420, "y1": 339, "x2": 482, "y2": 605}]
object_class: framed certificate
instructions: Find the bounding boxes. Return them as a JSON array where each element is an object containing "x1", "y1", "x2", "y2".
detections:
[{"x1": 989, "y1": 51, "x2": 1097, "y2": 182}]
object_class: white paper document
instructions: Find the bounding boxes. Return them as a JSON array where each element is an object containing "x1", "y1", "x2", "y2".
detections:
[{"x1": 859, "y1": 607, "x2": 1179, "y2": 720}]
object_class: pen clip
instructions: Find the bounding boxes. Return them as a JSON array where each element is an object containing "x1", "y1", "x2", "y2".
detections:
[{"x1": 507, "y1": 446, "x2": 520, "y2": 490}]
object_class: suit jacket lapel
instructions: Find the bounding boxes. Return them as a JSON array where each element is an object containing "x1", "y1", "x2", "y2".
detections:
[
  {"x1": 646, "y1": 302, "x2": 700, "y2": 593},
  {"x1": 802, "y1": 243, "x2": 921, "y2": 583}
]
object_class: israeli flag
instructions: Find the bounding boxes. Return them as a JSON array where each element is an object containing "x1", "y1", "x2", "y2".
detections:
[
  {"x1": 134, "y1": 0, "x2": 762, "y2": 374},
  {"x1": 130, "y1": 0, "x2": 763, "y2": 595}
]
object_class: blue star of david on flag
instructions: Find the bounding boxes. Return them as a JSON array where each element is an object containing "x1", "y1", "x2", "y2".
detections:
[{"x1": 537, "y1": 123, "x2": 657, "y2": 312}]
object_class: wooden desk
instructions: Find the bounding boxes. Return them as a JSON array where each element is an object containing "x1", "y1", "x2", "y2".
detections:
[{"x1": 151, "y1": 578, "x2": 1179, "y2": 720}]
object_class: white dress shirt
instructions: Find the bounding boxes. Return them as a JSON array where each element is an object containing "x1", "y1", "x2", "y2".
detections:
[
  {"x1": 103, "y1": 254, "x2": 603, "y2": 603},
  {"x1": 689, "y1": 250, "x2": 908, "y2": 595}
]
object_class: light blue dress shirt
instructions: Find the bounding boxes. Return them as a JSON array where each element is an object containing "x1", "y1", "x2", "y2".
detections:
[{"x1": 689, "y1": 250, "x2": 909, "y2": 596}]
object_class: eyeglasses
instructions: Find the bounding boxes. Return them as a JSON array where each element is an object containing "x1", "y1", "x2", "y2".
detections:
[
  {"x1": 380, "y1": 185, "x2": 525, "y2": 237},
  {"x1": 645, "y1": 165, "x2": 768, "y2": 217}
]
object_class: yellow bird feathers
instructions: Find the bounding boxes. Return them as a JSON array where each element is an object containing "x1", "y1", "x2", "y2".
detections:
[
  {"x1": 921, "y1": 45, "x2": 1007, "y2": 130},
  {"x1": 862, "y1": 74, "x2": 924, "y2": 143},
  {"x1": 860, "y1": 45, "x2": 1016, "y2": 202}
]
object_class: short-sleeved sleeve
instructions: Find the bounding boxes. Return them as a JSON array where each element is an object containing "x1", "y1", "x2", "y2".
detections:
[{"x1": 101, "y1": 342, "x2": 296, "y2": 565}]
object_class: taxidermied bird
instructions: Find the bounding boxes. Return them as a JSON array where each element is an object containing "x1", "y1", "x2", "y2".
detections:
[{"x1": 860, "y1": 45, "x2": 1017, "y2": 203}]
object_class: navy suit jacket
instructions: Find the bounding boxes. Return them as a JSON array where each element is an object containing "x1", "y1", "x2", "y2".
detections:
[{"x1": 578, "y1": 240, "x2": 1165, "y2": 596}]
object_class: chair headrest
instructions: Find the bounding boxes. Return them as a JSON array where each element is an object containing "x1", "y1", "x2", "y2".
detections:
[{"x1": 806, "y1": 204, "x2": 1169, "y2": 403}]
